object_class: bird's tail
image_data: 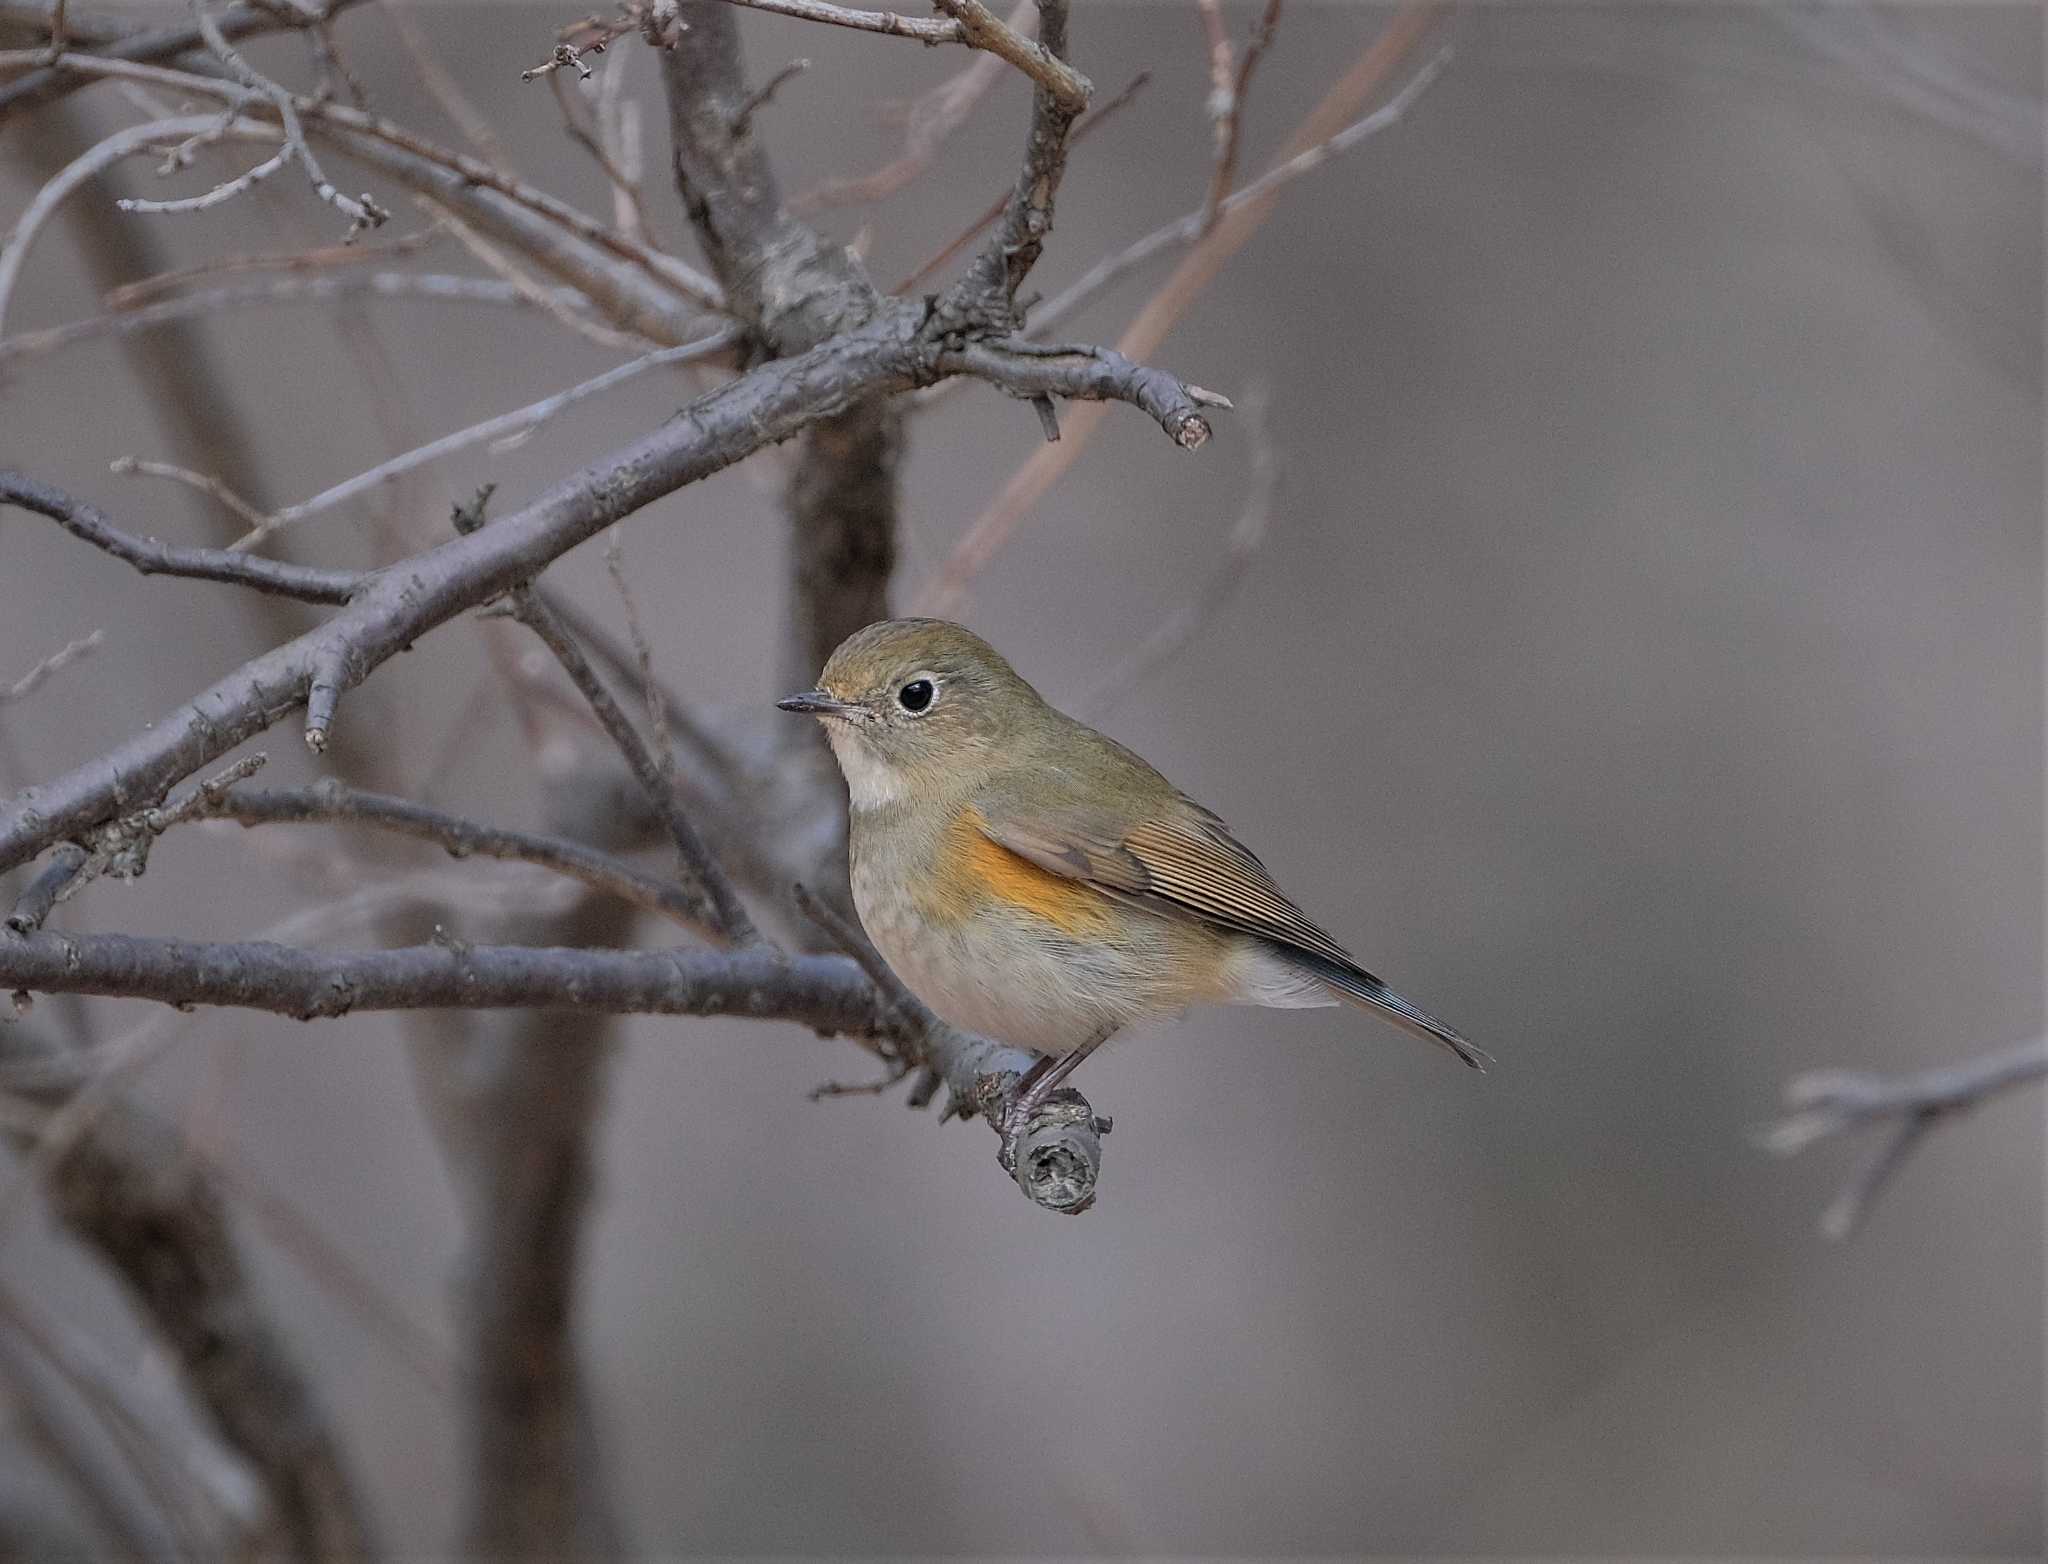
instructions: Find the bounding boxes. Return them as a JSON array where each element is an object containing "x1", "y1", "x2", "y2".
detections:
[{"x1": 1289, "y1": 949, "x2": 1490, "y2": 1070}]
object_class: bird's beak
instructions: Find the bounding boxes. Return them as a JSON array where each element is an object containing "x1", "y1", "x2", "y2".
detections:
[{"x1": 776, "y1": 689, "x2": 857, "y2": 720}]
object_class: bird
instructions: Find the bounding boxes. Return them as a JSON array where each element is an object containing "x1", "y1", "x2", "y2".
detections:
[{"x1": 778, "y1": 618, "x2": 1483, "y2": 1137}]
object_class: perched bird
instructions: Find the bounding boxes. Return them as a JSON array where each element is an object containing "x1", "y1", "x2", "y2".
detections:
[{"x1": 779, "y1": 618, "x2": 1483, "y2": 1133}]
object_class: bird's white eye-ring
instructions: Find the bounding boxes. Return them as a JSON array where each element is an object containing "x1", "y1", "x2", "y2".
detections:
[{"x1": 896, "y1": 674, "x2": 938, "y2": 715}]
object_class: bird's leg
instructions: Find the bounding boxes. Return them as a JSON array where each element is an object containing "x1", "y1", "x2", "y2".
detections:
[{"x1": 1000, "y1": 1027, "x2": 1113, "y2": 1164}]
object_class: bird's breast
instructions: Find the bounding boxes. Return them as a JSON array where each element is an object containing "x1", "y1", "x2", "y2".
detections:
[{"x1": 847, "y1": 801, "x2": 1228, "y2": 1053}]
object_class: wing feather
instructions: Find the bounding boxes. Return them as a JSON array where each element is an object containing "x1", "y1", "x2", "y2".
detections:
[{"x1": 974, "y1": 793, "x2": 1484, "y2": 1067}]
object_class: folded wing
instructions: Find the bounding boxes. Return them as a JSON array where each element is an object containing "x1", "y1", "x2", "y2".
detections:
[{"x1": 975, "y1": 794, "x2": 1485, "y2": 1069}]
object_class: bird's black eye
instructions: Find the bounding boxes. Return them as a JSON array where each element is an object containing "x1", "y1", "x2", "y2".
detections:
[{"x1": 897, "y1": 678, "x2": 935, "y2": 714}]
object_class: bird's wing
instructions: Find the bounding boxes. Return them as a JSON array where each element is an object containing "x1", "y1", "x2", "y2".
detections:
[
  {"x1": 974, "y1": 792, "x2": 1486, "y2": 1068},
  {"x1": 975, "y1": 796, "x2": 1353, "y2": 965}
]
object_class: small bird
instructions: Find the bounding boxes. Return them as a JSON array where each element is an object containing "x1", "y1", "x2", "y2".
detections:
[{"x1": 779, "y1": 619, "x2": 1483, "y2": 1135}]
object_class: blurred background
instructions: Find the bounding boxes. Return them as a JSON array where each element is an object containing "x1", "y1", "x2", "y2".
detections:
[{"x1": 1, "y1": 1, "x2": 2041, "y2": 1555}]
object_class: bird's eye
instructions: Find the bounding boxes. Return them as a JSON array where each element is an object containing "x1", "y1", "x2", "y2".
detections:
[{"x1": 897, "y1": 677, "x2": 936, "y2": 714}]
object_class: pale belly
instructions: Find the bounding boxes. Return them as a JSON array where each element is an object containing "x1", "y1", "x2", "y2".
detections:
[{"x1": 849, "y1": 836, "x2": 1198, "y2": 1054}]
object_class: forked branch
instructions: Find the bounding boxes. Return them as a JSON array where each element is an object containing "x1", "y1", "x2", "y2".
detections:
[{"x1": 1762, "y1": 1037, "x2": 2048, "y2": 1237}]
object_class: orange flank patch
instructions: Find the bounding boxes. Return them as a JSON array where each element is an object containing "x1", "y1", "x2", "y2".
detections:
[{"x1": 930, "y1": 808, "x2": 1118, "y2": 937}]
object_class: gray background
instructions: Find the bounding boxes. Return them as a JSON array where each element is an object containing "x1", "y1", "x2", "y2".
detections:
[{"x1": 1, "y1": 1, "x2": 2041, "y2": 1554}]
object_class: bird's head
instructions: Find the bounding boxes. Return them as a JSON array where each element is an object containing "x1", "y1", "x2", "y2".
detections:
[{"x1": 777, "y1": 618, "x2": 1047, "y2": 808}]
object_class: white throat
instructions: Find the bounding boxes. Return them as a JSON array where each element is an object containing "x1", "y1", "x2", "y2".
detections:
[{"x1": 826, "y1": 725, "x2": 906, "y2": 810}]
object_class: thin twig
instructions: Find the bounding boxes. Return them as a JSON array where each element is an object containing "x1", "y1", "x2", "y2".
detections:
[
  {"x1": 197, "y1": 780, "x2": 727, "y2": 939},
  {"x1": 226, "y1": 328, "x2": 738, "y2": 552},
  {"x1": 789, "y1": 0, "x2": 1031, "y2": 214},
  {"x1": 0, "y1": 472, "x2": 362, "y2": 603},
  {"x1": 0, "y1": 51, "x2": 725, "y2": 314},
  {"x1": 1, "y1": 630, "x2": 104, "y2": 706},
  {"x1": 0, "y1": 302, "x2": 1215, "y2": 863},
  {"x1": 1761, "y1": 1037, "x2": 2048, "y2": 1238},
  {"x1": 0, "y1": 929, "x2": 1108, "y2": 1210},
  {"x1": 187, "y1": 0, "x2": 389, "y2": 237},
  {"x1": 380, "y1": 0, "x2": 516, "y2": 169},
  {"x1": 117, "y1": 135, "x2": 293, "y2": 217},
  {"x1": 600, "y1": 529, "x2": 681, "y2": 800},
  {"x1": 919, "y1": 6, "x2": 1443, "y2": 612},
  {"x1": 109, "y1": 457, "x2": 268, "y2": 531},
  {"x1": 889, "y1": 67, "x2": 1150, "y2": 295},
  {"x1": 103, "y1": 226, "x2": 441, "y2": 309},
  {"x1": 932, "y1": 0, "x2": 1082, "y2": 313},
  {"x1": 1, "y1": 272, "x2": 622, "y2": 367},
  {"x1": 16, "y1": 757, "x2": 273, "y2": 924},
  {"x1": 419, "y1": 192, "x2": 649, "y2": 351},
  {"x1": 530, "y1": 587, "x2": 748, "y2": 790},
  {"x1": 1075, "y1": 385, "x2": 1276, "y2": 718},
  {"x1": 929, "y1": 0, "x2": 1088, "y2": 111},
  {"x1": 0, "y1": 112, "x2": 245, "y2": 337},
  {"x1": 1197, "y1": 0, "x2": 1284, "y2": 236},
  {"x1": 730, "y1": 55, "x2": 808, "y2": 134},
  {"x1": 1030, "y1": 46, "x2": 1449, "y2": 338},
  {"x1": 501, "y1": 569, "x2": 759, "y2": 944},
  {"x1": 5, "y1": 844, "x2": 88, "y2": 934},
  {"x1": 546, "y1": 66, "x2": 658, "y2": 244}
]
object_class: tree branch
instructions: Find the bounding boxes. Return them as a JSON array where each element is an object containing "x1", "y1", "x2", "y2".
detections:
[
  {"x1": 197, "y1": 780, "x2": 725, "y2": 939},
  {"x1": 934, "y1": 0, "x2": 1083, "y2": 315},
  {"x1": 921, "y1": 3, "x2": 1440, "y2": 611},
  {"x1": 0, "y1": 51, "x2": 724, "y2": 339},
  {"x1": 1, "y1": 1029, "x2": 376, "y2": 1560},
  {"x1": 936, "y1": 336, "x2": 1226, "y2": 447},
  {"x1": 0, "y1": 932, "x2": 1105, "y2": 1208},
  {"x1": 0, "y1": 0, "x2": 370, "y2": 118},
  {"x1": 503, "y1": 574, "x2": 759, "y2": 943},
  {"x1": 0, "y1": 473, "x2": 363, "y2": 604},
  {"x1": 714, "y1": 0, "x2": 1086, "y2": 110},
  {"x1": 789, "y1": 0, "x2": 1030, "y2": 214},
  {"x1": 1762, "y1": 1037, "x2": 2048, "y2": 1238}
]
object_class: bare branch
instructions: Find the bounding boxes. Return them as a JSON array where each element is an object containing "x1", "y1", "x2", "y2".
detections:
[
  {"x1": 109, "y1": 457, "x2": 268, "y2": 531},
  {"x1": 933, "y1": 0, "x2": 1083, "y2": 314},
  {"x1": 226, "y1": 328, "x2": 738, "y2": 552},
  {"x1": 422, "y1": 192, "x2": 653, "y2": 351},
  {"x1": 0, "y1": 1029, "x2": 376, "y2": 1559},
  {"x1": 0, "y1": 50, "x2": 724, "y2": 325},
  {"x1": 730, "y1": 53, "x2": 809, "y2": 133},
  {"x1": 1762, "y1": 1038, "x2": 2048, "y2": 1238},
  {"x1": 186, "y1": 0, "x2": 389, "y2": 238},
  {"x1": 936, "y1": 336, "x2": 1226, "y2": 447},
  {"x1": 116, "y1": 135, "x2": 293, "y2": 217},
  {"x1": 928, "y1": 0, "x2": 1087, "y2": 111},
  {"x1": 5, "y1": 843, "x2": 87, "y2": 934},
  {"x1": 1196, "y1": 0, "x2": 1283, "y2": 235},
  {"x1": 920, "y1": 3, "x2": 1442, "y2": 612},
  {"x1": 0, "y1": 311, "x2": 1215, "y2": 873},
  {"x1": 504, "y1": 570, "x2": 759, "y2": 943},
  {"x1": 0, "y1": 272, "x2": 620, "y2": 368},
  {"x1": 2, "y1": 756, "x2": 271, "y2": 931},
  {"x1": 0, "y1": 930, "x2": 1107, "y2": 1209},
  {"x1": 0, "y1": 0, "x2": 372, "y2": 118},
  {"x1": 545, "y1": 65, "x2": 656, "y2": 243},
  {"x1": 196, "y1": 780, "x2": 725, "y2": 938},
  {"x1": 789, "y1": 0, "x2": 1031, "y2": 214},
  {"x1": 0, "y1": 472, "x2": 362, "y2": 603},
  {"x1": 1031, "y1": 45, "x2": 1448, "y2": 338},
  {"x1": 889, "y1": 66, "x2": 1150, "y2": 296},
  {"x1": 0, "y1": 111, "x2": 233, "y2": 336},
  {"x1": 102, "y1": 226, "x2": 439, "y2": 308},
  {"x1": 0, "y1": 932, "x2": 890, "y2": 1027},
  {"x1": 1077, "y1": 385, "x2": 1275, "y2": 718},
  {"x1": 716, "y1": 0, "x2": 957, "y2": 45},
  {"x1": 1, "y1": 630, "x2": 104, "y2": 706}
]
